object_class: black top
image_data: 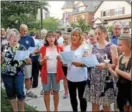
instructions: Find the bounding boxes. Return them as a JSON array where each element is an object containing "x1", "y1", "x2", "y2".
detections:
[{"x1": 117, "y1": 55, "x2": 132, "y2": 86}]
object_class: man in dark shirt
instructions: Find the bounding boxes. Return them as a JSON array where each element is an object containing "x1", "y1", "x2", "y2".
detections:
[
  {"x1": 111, "y1": 22, "x2": 122, "y2": 45},
  {"x1": 19, "y1": 24, "x2": 37, "y2": 98}
]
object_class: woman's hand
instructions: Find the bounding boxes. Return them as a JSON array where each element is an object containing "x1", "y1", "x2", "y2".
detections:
[
  {"x1": 56, "y1": 55, "x2": 61, "y2": 60},
  {"x1": 40, "y1": 55, "x2": 48, "y2": 65},
  {"x1": 72, "y1": 62, "x2": 85, "y2": 67},
  {"x1": 25, "y1": 58, "x2": 32, "y2": 65},
  {"x1": 96, "y1": 63, "x2": 106, "y2": 69}
]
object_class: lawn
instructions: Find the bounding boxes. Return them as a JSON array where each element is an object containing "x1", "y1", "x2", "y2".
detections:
[{"x1": 1, "y1": 88, "x2": 38, "y2": 112}]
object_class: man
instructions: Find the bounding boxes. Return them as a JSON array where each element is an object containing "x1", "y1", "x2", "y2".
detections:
[
  {"x1": 56, "y1": 31, "x2": 64, "y2": 46},
  {"x1": 122, "y1": 26, "x2": 130, "y2": 34},
  {"x1": 19, "y1": 24, "x2": 37, "y2": 98},
  {"x1": 111, "y1": 22, "x2": 122, "y2": 45}
]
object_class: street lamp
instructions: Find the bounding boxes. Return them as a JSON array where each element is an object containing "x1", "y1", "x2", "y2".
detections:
[{"x1": 40, "y1": 7, "x2": 43, "y2": 30}]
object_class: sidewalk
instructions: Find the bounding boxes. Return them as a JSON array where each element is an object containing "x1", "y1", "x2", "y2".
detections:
[{"x1": 25, "y1": 77, "x2": 92, "y2": 111}]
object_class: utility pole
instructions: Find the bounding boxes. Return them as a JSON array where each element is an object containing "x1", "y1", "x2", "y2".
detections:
[{"x1": 40, "y1": 7, "x2": 43, "y2": 30}]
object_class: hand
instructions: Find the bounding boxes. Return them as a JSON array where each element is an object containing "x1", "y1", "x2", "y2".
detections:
[
  {"x1": 25, "y1": 58, "x2": 32, "y2": 65},
  {"x1": 96, "y1": 63, "x2": 106, "y2": 69},
  {"x1": 32, "y1": 48, "x2": 39, "y2": 55},
  {"x1": 56, "y1": 55, "x2": 61, "y2": 61},
  {"x1": 82, "y1": 52, "x2": 89, "y2": 57},
  {"x1": 115, "y1": 66, "x2": 119, "y2": 73},
  {"x1": 72, "y1": 62, "x2": 85, "y2": 67},
  {"x1": 40, "y1": 56, "x2": 48, "y2": 65}
]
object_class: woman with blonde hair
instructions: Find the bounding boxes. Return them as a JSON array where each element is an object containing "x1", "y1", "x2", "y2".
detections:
[
  {"x1": 64, "y1": 29, "x2": 88, "y2": 111},
  {"x1": 62, "y1": 33, "x2": 70, "y2": 99}
]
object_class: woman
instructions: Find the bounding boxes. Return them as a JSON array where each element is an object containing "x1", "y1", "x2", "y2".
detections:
[
  {"x1": 84, "y1": 25, "x2": 118, "y2": 111},
  {"x1": 108, "y1": 34, "x2": 132, "y2": 112},
  {"x1": 39, "y1": 31, "x2": 64, "y2": 111},
  {"x1": 64, "y1": 29, "x2": 88, "y2": 111},
  {"x1": 1, "y1": 29, "x2": 31, "y2": 112},
  {"x1": 62, "y1": 33, "x2": 70, "y2": 99}
]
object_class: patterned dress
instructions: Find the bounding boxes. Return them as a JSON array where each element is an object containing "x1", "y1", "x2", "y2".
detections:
[{"x1": 84, "y1": 43, "x2": 117, "y2": 106}]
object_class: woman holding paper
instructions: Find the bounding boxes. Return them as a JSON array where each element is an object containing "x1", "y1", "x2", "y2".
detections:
[
  {"x1": 84, "y1": 25, "x2": 118, "y2": 112},
  {"x1": 1, "y1": 29, "x2": 31, "y2": 112},
  {"x1": 64, "y1": 29, "x2": 88, "y2": 112},
  {"x1": 39, "y1": 31, "x2": 64, "y2": 111}
]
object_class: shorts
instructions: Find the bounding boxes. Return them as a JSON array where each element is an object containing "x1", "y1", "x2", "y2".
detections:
[
  {"x1": 2, "y1": 72, "x2": 25, "y2": 100},
  {"x1": 43, "y1": 73, "x2": 60, "y2": 92},
  {"x1": 24, "y1": 65, "x2": 32, "y2": 79}
]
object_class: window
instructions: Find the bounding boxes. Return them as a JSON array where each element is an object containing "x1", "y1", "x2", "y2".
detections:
[
  {"x1": 73, "y1": 16, "x2": 77, "y2": 22},
  {"x1": 79, "y1": 7, "x2": 85, "y2": 12},
  {"x1": 103, "y1": 11, "x2": 106, "y2": 16},
  {"x1": 115, "y1": 7, "x2": 124, "y2": 15}
]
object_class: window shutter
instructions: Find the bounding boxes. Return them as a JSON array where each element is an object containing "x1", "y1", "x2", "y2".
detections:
[
  {"x1": 122, "y1": 7, "x2": 125, "y2": 14},
  {"x1": 110, "y1": 9, "x2": 114, "y2": 16}
]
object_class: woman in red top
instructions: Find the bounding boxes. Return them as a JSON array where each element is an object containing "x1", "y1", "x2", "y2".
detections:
[{"x1": 39, "y1": 31, "x2": 64, "y2": 112}]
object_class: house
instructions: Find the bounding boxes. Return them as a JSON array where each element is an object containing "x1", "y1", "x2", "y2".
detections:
[
  {"x1": 93, "y1": 1, "x2": 131, "y2": 28},
  {"x1": 61, "y1": 1, "x2": 101, "y2": 26},
  {"x1": 61, "y1": 1, "x2": 74, "y2": 26}
]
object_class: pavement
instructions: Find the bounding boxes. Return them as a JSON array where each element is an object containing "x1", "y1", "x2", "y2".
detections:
[
  {"x1": 25, "y1": 77, "x2": 92, "y2": 111},
  {"x1": 1, "y1": 76, "x2": 115, "y2": 111}
]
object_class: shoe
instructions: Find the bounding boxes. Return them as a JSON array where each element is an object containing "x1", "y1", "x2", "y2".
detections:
[
  {"x1": 63, "y1": 93, "x2": 68, "y2": 99},
  {"x1": 40, "y1": 89, "x2": 44, "y2": 95},
  {"x1": 26, "y1": 91, "x2": 37, "y2": 98}
]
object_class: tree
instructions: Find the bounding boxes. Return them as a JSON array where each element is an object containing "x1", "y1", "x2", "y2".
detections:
[
  {"x1": 71, "y1": 18, "x2": 92, "y2": 32},
  {"x1": 42, "y1": 17, "x2": 60, "y2": 31},
  {"x1": 1, "y1": 0, "x2": 48, "y2": 29}
]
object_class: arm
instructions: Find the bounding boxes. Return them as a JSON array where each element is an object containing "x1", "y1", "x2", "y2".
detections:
[
  {"x1": 116, "y1": 64, "x2": 132, "y2": 81},
  {"x1": 110, "y1": 44, "x2": 118, "y2": 69}
]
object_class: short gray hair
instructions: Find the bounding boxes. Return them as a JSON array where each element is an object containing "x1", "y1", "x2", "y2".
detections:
[{"x1": 6, "y1": 28, "x2": 20, "y2": 40}]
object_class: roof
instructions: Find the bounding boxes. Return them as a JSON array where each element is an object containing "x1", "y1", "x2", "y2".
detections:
[
  {"x1": 94, "y1": 1, "x2": 131, "y2": 13},
  {"x1": 62, "y1": 1, "x2": 74, "y2": 10},
  {"x1": 70, "y1": 1, "x2": 102, "y2": 15}
]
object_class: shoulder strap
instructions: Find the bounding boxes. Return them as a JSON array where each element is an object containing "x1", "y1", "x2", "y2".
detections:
[
  {"x1": 126, "y1": 57, "x2": 132, "y2": 71},
  {"x1": 119, "y1": 55, "x2": 124, "y2": 65}
]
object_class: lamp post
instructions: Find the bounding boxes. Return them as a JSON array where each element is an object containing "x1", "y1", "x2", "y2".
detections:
[{"x1": 40, "y1": 7, "x2": 43, "y2": 30}]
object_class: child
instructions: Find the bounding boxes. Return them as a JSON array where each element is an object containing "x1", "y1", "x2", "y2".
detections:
[
  {"x1": 1, "y1": 28, "x2": 31, "y2": 112},
  {"x1": 108, "y1": 34, "x2": 132, "y2": 112}
]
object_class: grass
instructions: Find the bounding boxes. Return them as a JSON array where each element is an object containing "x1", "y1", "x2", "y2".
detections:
[{"x1": 1, "y1": 88, "x2": 38, "y2": 112}]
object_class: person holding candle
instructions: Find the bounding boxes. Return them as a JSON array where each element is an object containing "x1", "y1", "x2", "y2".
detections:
[{"x1": 84, "y1": 25, "x2": 118, "y2": 112}]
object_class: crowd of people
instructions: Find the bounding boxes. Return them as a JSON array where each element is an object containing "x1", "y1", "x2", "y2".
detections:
[{"x1": 1, "y1": 22, "x2": 131, "y2": 112}]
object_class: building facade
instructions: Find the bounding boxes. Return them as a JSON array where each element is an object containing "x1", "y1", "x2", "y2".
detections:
[
  {"x1": 94, "y1": 1, "x2": 131, "y2": 28},
  {"x1": 61, "y1": 1, "x2": 101, "y2": 26}
]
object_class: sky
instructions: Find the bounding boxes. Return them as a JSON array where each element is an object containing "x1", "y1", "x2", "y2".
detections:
[{"x1": 48, "y1": 1, "x2": 65, "y2": 19}]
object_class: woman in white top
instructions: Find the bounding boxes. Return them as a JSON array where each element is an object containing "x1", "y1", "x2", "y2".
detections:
[{"x1": 64, "y1": 29, "x2": 88, "y2": 111}]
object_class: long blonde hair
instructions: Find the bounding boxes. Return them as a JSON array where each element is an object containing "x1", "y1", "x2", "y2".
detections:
[{"x1": 71, "y1": 29, "x2": 83, "y2": 45}]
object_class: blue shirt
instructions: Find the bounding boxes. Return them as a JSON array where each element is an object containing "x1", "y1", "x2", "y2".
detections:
[
  {"x1": 19, "y1": 35, "x2": 35, "y2": 49},
  {"x1": 111, "y1": 36, "x2": 118, "y2": 45}
]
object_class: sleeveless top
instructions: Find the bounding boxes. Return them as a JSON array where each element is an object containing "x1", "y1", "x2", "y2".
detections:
[{"x1": 117, "y1": 55, "x2": 132, "y2": 86}]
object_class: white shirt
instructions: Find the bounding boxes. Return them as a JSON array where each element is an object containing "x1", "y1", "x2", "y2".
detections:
[
  {"x1": 64, "y1": 45, "x2": 88, "y2": 82},
  {"x1": 46, "y1": 47, "x2": 58, "y2": 73}
]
